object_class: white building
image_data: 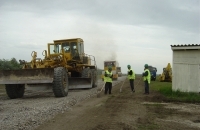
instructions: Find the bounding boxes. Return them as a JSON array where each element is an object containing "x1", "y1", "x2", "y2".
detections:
[{"x1": 171, "y1": 44, "x2": 200, "y2": 93}]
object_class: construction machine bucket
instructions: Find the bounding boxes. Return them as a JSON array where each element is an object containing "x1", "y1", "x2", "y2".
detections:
[
  {"x1": 0, "y1": 68, "x2": 54, "y2": 84},
  {"x1": 68, "y1": 77, "x2": 92, "y2": 89}
]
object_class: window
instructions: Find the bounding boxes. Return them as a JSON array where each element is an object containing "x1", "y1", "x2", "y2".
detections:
[
  {"x1": 71, "y1": 42, "x2": 77, "y2": 50},
  {"x1": 70, "y1": 42, "x2": 78, "y2": 56},
  {"x1": 62, "y1": 42, "x2": 70, "y2": 53},
  {"x1": 80, "y1": 42, "x2": 84, "y2": 54},
  {"x1": 104, "y1": 62, "x2": 116, "y2": 67},
  {"x1": 49, "y1": 44, "x2": 61, "y2": 54},
  {"x1": 49, "y1": 45, "x2": 54, "y2": 54},
  {"x1": 55, "y1": 44, "x2": 61, "y2": 53}
]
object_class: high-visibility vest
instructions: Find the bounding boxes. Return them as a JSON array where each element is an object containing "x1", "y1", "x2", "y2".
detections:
[
  {"x1": 128, "y1": 69, "x2": 135, "y2": 79},
  {"x1": 143, "y1": 69, "x2": 151, "y2": 84},
  {"x1": 104, "y1": 70, "x2": 113, "y2": 83}
]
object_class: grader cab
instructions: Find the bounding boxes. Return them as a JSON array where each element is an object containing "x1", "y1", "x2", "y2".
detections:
[{"x1": 0, "y1": 38, "x2": 97, "y2": 99}]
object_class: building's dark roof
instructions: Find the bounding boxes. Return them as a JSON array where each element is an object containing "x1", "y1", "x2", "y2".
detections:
[{"x1": 171, "y1": 44, "x2": 200, "y2": 47}]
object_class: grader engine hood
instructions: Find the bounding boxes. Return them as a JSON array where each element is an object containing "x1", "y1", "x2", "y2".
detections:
[{"x1": 0, "y1": 68, "x2": 54, "y2": 84}]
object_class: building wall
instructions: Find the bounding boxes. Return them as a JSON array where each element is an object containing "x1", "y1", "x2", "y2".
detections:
[{"x1": 172, "y1": 50, "x2": 200, "y2": 92}]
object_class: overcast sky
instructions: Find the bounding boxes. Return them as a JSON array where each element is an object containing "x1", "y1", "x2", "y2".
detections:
[{"x1": 0, "y1": 0, "x2": 199, "y2": 74}]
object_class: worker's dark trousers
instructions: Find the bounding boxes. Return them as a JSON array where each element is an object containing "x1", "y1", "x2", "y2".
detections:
[
  {"x1": 105, "y1": 82, "x2": 112, "y2": 94},
  {"x1": 129, "y1": 79, "x2": 135, "y2": 92},
  {"x1": 144, "y1": 80, "x2": 149, "y2": 94}
]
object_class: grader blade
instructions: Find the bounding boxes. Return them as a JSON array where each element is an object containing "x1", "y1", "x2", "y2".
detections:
[
  {"x1": 68, "y1": 77, "x2": 92, "y2": 89},
  {"x1": 0, "y1": 68, "x2": 54, "y2": 84}
]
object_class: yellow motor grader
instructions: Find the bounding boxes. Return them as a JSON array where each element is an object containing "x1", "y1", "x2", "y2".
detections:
[{"x1": 0, "y1": 38, "x2": 97, "y2": 99}]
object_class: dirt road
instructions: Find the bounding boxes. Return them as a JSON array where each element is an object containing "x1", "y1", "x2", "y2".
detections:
[
  {"x1": 36, "y1": 77, "x2": 200, "y2": 130},
  {"x1": 0, "y1": 77, "x2": 123, "y2": 130}
]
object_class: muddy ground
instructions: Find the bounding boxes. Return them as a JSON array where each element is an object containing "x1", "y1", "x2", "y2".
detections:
[{"x1": 35, "y1": 77, "x2": 200, "y2": 130}]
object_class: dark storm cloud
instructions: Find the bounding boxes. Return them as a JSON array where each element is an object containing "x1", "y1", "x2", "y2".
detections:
[{"x1": 1, "y1": 0, "x2": 199, "y2": 34}]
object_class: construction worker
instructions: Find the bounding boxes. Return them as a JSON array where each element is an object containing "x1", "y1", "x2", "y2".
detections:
[
  {"x1": 104, "y1": 66, "x2": 113, "y2": 95},
  {"x1": 127, "y1": 65, "x2": 135, "y2": 93},
  {"x1": 142, "y1": 64, "x2": 151, "y2": 94}
]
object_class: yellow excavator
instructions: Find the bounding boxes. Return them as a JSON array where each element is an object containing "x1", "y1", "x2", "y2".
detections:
[
  {"x1": 0, "y1": 38, "x2": 97, "y2": 99},
  {"x1": 159, "y1": 63, "x2": 172, "y2": 82}
]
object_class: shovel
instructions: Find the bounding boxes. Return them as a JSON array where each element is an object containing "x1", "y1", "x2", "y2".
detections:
[
  {"x1": 120, "y1": 79, "x2": 126, "y2": 93},
  {"x1": 97, "y1": 83, "x2": 106, "y2": 98}
]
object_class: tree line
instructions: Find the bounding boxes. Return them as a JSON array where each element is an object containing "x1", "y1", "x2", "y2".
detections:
[{"x1": 0, "y1": 58, "x2": 21, "y2": 70}]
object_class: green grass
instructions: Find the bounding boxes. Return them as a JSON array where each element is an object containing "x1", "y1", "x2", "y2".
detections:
[{"x1": 151, "y1": 78, "x2": 200, "y2": 103}]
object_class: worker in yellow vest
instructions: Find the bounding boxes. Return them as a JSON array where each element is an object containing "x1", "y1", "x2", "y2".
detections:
[
  {"x1": 104, "y1": 66, "x2": 113, "y2": 94},
  {"x1": 127, "y1": 65, "x2": 135, "y2": 93},
  {"x1": 142, "y1": 64, "x2": 151, "y2": 94}
]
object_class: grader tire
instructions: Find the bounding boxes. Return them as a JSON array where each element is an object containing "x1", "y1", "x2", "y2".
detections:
[
  {"x1": 53, "y1": 67, "x2": 69, "y2": 97},
  {"x1": 91, "y1": 69, "x2": 97, "y2": 88},
  {"x1": 5, "y1": 84, "x2": 25, "y2": 99}
]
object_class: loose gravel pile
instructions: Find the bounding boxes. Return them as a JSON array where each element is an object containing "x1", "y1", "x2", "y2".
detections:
[
  {"x1": 0, "y1": 79, "x2": 123, "y2": 130},
  {"x1": 0, "y1": 89, "x2": 97, "y2": 130}
]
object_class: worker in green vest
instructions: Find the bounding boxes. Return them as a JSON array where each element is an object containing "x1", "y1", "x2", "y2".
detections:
[
  {"x1": 142, "y1": 64, "x2": 151, "y2": 94},
  {"x1": 127, "y1": 65, "x2": 135, "y2": 92},
  {"x1": 104, "y1": 66, "x2": 113, "y2": 94}
]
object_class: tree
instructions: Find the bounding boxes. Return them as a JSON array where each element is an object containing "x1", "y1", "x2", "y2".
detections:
[{"x1": 0, "y1": 58, "x2": 21, "y2": 70}]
